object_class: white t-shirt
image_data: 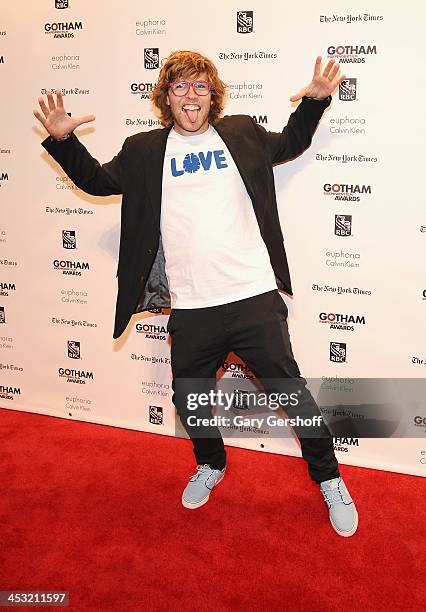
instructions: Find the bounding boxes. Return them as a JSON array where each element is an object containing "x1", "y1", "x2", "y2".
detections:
[{"x1": 160, "y1": 124, "x2": 277, "y2": 308}]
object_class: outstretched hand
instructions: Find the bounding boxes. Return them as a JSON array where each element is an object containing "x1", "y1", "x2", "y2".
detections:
[
  {"x1": 33, "y1": 89, "x2": 95, "y2": 140},
  {"x1": 290, "y1": 56, "x2": 346, "y2": 102}
]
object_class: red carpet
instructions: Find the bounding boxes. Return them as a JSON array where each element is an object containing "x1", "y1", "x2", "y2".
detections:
[{"x1": 0, "y1": 407, "x2": 424, "y2": 611}]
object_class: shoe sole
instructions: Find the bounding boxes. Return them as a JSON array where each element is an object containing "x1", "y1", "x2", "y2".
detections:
[
  {"x1": 330, "y1": 507, "x2": 359, "y2": 537},
  {"x1": 181, "y1": 472, "x2": 225, "y2": 509}
]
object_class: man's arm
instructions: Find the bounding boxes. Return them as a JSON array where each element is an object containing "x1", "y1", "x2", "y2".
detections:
[
  {"x1": 251, "y1": 56, "x2": 344, "y2": 165},
  {"x1": 41, "y1": 133, "x2": 127, "y2": 196},
  {"x1": 35, "y1": 89, "x2": 126, "y2": 196},
  {"x1": 251, "y1": 95, "x2": 331, "y2": 165}
]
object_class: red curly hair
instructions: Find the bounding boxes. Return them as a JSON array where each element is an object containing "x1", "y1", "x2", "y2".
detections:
[{"x1": 152, "y1": 50, "x2": 227, "y2": 127}]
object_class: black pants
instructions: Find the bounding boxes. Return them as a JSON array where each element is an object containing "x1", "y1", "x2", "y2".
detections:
[{"x1": 167, "y1": 289, "x2": 339, "y2": 484}]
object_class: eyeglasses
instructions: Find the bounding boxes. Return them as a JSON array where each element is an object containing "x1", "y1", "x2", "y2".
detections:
[{"x1": 168, "y1": 80, "x2": 212, "y2": 97}]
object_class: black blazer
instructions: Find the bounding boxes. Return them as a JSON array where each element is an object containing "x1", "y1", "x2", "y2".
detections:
[{"x1": 42, "y1": 95, "x2": 331, "y2": 339}]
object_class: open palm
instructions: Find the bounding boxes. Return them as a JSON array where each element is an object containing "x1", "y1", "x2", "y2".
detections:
[
  {"x1": 290, "y1": 56, "x2": 346, "y2": 102},
  {"x1": 33, "y1": 89, "x2": 95, "y2": 140}
]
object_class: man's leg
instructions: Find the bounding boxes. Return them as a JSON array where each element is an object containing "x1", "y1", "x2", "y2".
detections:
[
  {"x1": 167, "y1": 305, "x2": 230, "y2": 470},
  {"x1": 228, "y1": 289, "x2": 339, "y2": 483}
]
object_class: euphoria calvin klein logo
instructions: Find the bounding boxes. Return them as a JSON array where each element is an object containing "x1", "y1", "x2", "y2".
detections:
[
  {"x1": 171, "y1": 150, "x2": 228, "y2": 177},
  {"x1": 67, "y1": 340, "x2": 80, "y2": 359},
  {"x1": 144, "y1": 48, "x2": 159, "y2": 69},
  {"x1": 339, "y1": 78, "x2": 357, "y2": 101},
  {"x1": 335, "y1": 215, "x2": 352, "y2": 236},
  {"x1": 237, "y1": 11, "x2": 254, "y2": 33},
  {"x1": 62, "y1": 230, "x2": 76, "y2": 249},
  {"x1": 330, "y1": 342, "x2": 347, "y2": 363},
  {"x1": 55, "y1": 0, "x2": 69, "y2": 8},
  {"x1": 149, "y1": 405, "x2": 163, "y2": 424},
  {"x1": 0, "y1": 306, "x2": 5, "y2": 323}
]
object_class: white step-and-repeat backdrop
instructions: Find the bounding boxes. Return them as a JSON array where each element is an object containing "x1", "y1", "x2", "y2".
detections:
[{"x1": 1, "y1": 1, "x2": 425, "y2": 476}]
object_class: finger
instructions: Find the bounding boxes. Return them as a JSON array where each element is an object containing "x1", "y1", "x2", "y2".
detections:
[
  {"x1": 46, "y1": 89, "x2": 56, "y2": 112},
  {"x1": 322, "y1": 59, "x2": 335, "y2": 78},
  {"x1": 73, "y1": 114, "x2": 96, "y2": 127},
  {"x1": 313, "y1": 56, "x2": 322, "y2": 78},
  {"x1": 56, "y1": 89, "x2": 64, "y2": 110},
  {"x1": 33, "y1": 109, "x2": 47, "y2": 128},
  {"x1": 38, "y1": 96, "x2": 50, "y2": 120},
  {"x1": 328, "y1": 63, "x2": 340, "y2": 81},
  {"x1": 337, "y1": 74, "x2": 346, "y2": 86}
]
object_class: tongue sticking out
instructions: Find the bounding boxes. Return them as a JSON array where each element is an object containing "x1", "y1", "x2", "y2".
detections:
[{"x1": 183, "y1": 107, "x2": 200, "y2": 124}]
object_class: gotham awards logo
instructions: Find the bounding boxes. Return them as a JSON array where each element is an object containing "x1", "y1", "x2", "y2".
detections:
[
  {"x1": 144, "y1": 48, "x2": 159, "y2": 69},
  {"x1": 335, "y1": 215, "x2": 352, "y2": 236},
  {"x1": 330, "y1": 342, "x2": 347, "y2": 363},
  {"x1": 149, "y1": 405, "x2": 163, "y2": 424},
  {"x1": 237, "y1": 11, "x2": 254, "y2": 33},
  {"x1": 62, "y1": 230, "x2": 76, "y2": 249},
  {"x1": 339, "y1": 78, "x2": 357, "y2": 101},
  {"x1": 67, "y1": 340, "x2": 81, "y2": 359}
]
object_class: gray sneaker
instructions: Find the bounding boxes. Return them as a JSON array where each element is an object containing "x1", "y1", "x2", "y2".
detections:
[
  {"x1": 182, "y1": 464, "x2": 226, "y2": 509},
  {"x1": 320, "y1": 477, "x2": 358, "y2": 537}
]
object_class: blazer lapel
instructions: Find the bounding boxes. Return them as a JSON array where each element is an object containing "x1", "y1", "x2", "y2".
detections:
[
  {"x1": 213, "y1": 121, "x2": 257, "y2": 205},
  {"x1": 144, "y1": 125, "x2": 173, "y2": 227}
]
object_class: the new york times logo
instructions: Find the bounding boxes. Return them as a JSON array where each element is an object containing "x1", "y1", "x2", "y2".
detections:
[
  {"x1": 339, "y1": 78, "x2": 357, "y2": 101},
  {"x1": 0, "y1": 306, "x2": 5, "y2": 323},
  {"x1": 67, "y1": 340, "x2": 80, "y2": 359},
  {"x1": 335, "y1": 214, "x2": 352, "y2": 236},
  {"x1": 149, "y1": 405, "x2": 163, "y2": 424},
  {"x1": 144, "y1": 48, "x2": 159, "y2": 69},
  {"x1": 55, "y1": 0, "x2": 69, "y2": 8},
  {"x1": 237, "y1": 11, "x2": 254, "y2": 33},
  {"x1": 62, "y1": 230, "x2": 76, "y2": 249},
  {"x1": 330, "y1": 342, "x2": 347, "y2": 363}
]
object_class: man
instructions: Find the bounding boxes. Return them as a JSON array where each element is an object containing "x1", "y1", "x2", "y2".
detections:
[{"x1": 34, "y1": 50, "x2": 358, "y2": 537}]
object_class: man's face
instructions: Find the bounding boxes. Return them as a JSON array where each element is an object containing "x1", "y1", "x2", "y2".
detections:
[{"x1": 166, "y1": 71, "x2": 211, "y2": 136}]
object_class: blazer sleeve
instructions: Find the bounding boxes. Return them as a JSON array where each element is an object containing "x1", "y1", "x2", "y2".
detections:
[
  {"x1": 41, "y1": 132, "x2": 128, "y2": 196},
  {"x1": 251, "y1": 96, "x2": 331, "y2": 165}
]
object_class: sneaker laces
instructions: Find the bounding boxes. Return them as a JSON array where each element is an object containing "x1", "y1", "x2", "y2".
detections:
[
  {"x1": 189, "y1": 464, "x2": 214, "y2": 483},
  {"x1": 320, "y1": 479, "x2": 346, "y2": 508}
]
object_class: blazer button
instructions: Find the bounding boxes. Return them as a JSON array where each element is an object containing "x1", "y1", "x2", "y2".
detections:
[{"x1": 147, "y1": 248, "x2": 153, "y2": 254}]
